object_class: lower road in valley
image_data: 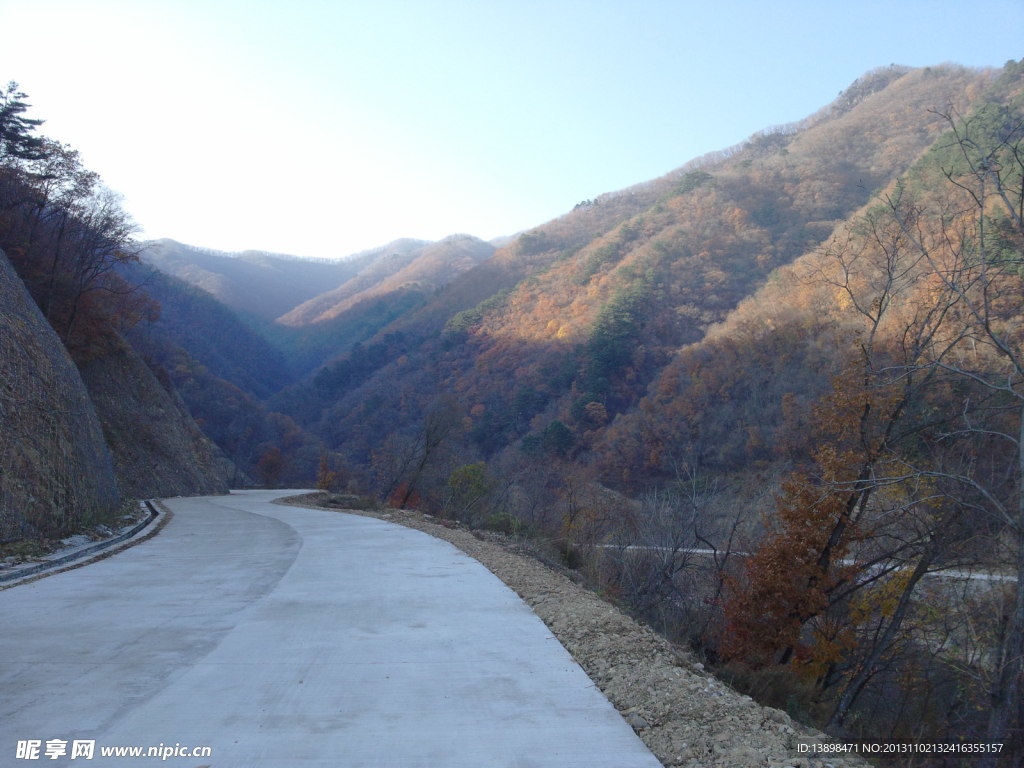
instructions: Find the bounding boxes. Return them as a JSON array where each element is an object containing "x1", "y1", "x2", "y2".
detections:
[{"x1": 0, "y1": 490, "x2": 661, "y2": 767}]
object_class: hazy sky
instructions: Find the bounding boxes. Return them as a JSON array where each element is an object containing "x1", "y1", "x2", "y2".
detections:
[{"x1": 1, "y1": 0, "x2": 1021, "y2": 259}]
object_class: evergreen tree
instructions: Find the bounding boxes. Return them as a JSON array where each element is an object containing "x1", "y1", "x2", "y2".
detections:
[{"x1": 0, "y1": 81, "x2": 46, "y2": 162}]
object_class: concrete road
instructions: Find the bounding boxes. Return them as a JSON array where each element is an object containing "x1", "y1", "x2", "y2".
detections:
[{"x1": 0, "y1": 490, "x2": 662, "y2": 767}]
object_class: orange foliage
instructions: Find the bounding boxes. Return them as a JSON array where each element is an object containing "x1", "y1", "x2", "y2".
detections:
[
  {"x1": 387, "y1": 483, "x2": 423, "y2": 510},
  {"x1": 720, "y1": 361, "x2": 902, "y2": 667}
]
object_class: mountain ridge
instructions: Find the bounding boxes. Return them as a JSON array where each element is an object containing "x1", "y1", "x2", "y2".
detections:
[{"x1": 277, "y1": 234, "x2": 496, "y2": 327}]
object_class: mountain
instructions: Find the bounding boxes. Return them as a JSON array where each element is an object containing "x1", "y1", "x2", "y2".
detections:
[
  {"x1": 138, "y1": 235, "x2": 496, "y2": 376},
  {"x1": 111, "y1": 262, "x2": 330, "y2": 487},
  {"x1": 278, "y1": 234, "x2": 496, "y2": 327},
  {"x1": 138, "y1": 238, "x2": 410, "y2": 321},
  {"x1": 129, "y1": 64, "x2": 1019, "y2": 509},
  {"x1": 280, "y1": 64, "x2": 993, "y2": 472},
  {"x1": 123, "y1": 262, "x2": 293, "y2": 399}
]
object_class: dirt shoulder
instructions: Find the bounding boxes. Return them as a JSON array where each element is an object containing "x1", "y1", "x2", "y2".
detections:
[{"x1": 281, "y1": 493, "x2": 869, "y2": 768}]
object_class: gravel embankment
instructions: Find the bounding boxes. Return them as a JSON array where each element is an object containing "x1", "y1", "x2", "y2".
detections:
[{"x1": 282, "y1": 493, "x2": 870, "y2": 768}]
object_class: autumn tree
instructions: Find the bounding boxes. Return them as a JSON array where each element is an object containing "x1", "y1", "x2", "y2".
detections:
[
  {"x1": 256, "y1": 445, "x2": 284, "y2": 487},
  {"x1": 600, "y1": 465, "x2": 727, "y2": 631},
  {"x1": 719, "y1": 193, "x2": 954, "y2": 670},
  {"x1": 0, "y1": 90, "x2": 140, "y2": 350},
  {"x1": 373, "y1": 397, "x2": 463, "y2": 509},
  {"x1": 316, "y1": 452, "x2": 347, "y2": 492},
  {"x1": 443, "y1": 461, "x2": 497, "y2": 526}
]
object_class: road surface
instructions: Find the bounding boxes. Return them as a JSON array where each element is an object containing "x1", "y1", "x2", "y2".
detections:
[{"x1": 0, "y1": 490, "x2": 662, "y2": 767}]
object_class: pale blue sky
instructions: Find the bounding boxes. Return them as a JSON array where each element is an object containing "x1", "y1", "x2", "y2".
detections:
[{"x1": 1, "y1": 0, "x2": 1021, "y2": 258}]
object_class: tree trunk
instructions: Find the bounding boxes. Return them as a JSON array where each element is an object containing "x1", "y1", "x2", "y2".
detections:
[
  {"x1": 980, "y1": 414, "x2": 1024, "y2": 767},
  {"x1": 828, "y1": 547, "x2": 935, "y2": 729}
]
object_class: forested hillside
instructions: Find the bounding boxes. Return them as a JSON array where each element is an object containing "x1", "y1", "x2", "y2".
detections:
[
  {"x1": 277, "y1": 234, "x2": 495, "y2": 327},
  {"x1": 279, "y1": 64, "x2": 992, "y2": 480}
]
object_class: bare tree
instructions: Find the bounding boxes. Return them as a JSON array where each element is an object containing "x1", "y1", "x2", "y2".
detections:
[
  {"x1": 881, "y1": 106, "x2": 1024, "y2": 763},
  {"x1": 372, "y1": 397, "x2": 463, "y2": 509}
]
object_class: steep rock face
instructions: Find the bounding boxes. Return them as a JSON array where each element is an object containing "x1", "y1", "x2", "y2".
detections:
[
  {"x1": 0, "y1": 250, "x2": 121, "y2": 540},
  {"x1": 75, "y1": 337, "x2": 230, "y2": 499}
]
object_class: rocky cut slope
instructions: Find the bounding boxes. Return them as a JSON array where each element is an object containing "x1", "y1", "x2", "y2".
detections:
[
  {"x1": 0, "y1": 249, "x2": 121, "y2": 540},
  {"x1": 75, "y1": 334, "x2": 230, "y2": 500}
]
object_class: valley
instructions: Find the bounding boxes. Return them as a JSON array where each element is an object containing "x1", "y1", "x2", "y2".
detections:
[{"x1": 3, "y1": 60, "x2": 1024, "y2": 763}]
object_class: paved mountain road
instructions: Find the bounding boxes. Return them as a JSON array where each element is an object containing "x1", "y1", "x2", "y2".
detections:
[{"x1": 0, "y1": 490, "x2": 661, "y2": 767}]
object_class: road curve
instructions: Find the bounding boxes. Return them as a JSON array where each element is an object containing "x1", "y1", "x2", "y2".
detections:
[{"x1": 0, "y1": 490, "x2": 661, "y2": 767}]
